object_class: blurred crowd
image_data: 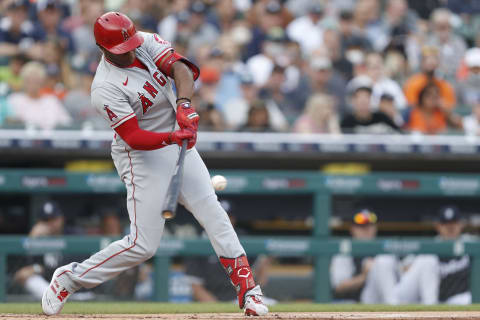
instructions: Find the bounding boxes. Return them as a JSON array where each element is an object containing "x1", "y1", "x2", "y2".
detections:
[{"x1": 1, "y1": 0, "x2": 480, "y2": 135}]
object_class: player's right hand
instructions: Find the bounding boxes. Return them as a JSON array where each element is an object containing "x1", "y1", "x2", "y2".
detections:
[
  {"x1": 176, "y1": 102, "x2": 199, "y2": 132},
  {"x1": 168, "y1": 128, "x2": 196, "y2": 149}
]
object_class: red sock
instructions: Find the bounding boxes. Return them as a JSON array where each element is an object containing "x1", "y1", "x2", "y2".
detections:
[{"x1": 219, "y1": 255, "x2": 256, "y2": 308}]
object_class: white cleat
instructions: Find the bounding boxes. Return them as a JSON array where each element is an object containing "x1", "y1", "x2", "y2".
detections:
[
  {"x1": 243, "y1": 285, "x2": 269, "y2": 316},
  {"x1": 42, "y1": 267, "x2": 75, "y2": 316}
]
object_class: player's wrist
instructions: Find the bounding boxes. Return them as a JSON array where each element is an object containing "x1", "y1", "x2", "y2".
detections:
[{"x1": 176, "y1": 97, "x2": 191, "y2": 104}]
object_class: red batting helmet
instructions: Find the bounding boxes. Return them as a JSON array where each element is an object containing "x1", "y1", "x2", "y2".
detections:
[{"x1": 94, "y1": 12, "x2": 144, "y2": 54}]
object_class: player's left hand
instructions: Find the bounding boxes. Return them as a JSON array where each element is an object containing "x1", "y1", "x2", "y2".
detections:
[
  {"x1": 176, "y1": 101, "x2": 199, "y2": 132},
  {"x1": 168, "y1": 128, "x2": 197, "y2": 149}
]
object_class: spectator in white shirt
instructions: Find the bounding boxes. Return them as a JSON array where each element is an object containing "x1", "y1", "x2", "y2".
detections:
[
  {"x1": 426, "y1": 8, "x2": 467, "y2": 81},
  {"x1": 7, "y1": 61, "x2": 71, "y2": 130},
  {"x1": 463, "y1": 100, "x2": 480, "y2": 136},
  {"x1": 348, "y1": 52, "x2": 406, "y2": 126},
  {"x1": 246, "y1": 27, "x2": 288, "y2": 87},
  {"x1": 458, "y1": 48, "x2": 480, "y2": 107},
  {"x1": 286, "y1": 1, "x2": 324, "y2": 56}
]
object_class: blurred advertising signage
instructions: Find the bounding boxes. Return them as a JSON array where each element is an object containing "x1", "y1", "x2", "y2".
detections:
[
  {"x1": 324, "y1": 176, "x2": 362, "y2": 192},
  {"x1": 22, "y1": 176, "x2": 66, "y2": 188},
  {"x1": 223, "y1": 176, "x2": 248, "y2": 191},
  {"x1": 86, "y1": 174, "x2": 123, "y2": 191},
  {"x1": 383, "y1": 240, "x2": 420, "y2": 254},
  {"x1": 0, "y1": 175, "x2": 5, "y2": 186},
  {"x1": 265, "y1": 239, "x2": 309, "y2": 254},
  {"x1": 439, "y1": 177, "x2": 480, "y2": 195},
  {"x1": 23, "y1": 238, "x2": 66, "y2": 251},
  {"x1": 158, "y1": 239, "x2": 185, "y2": 254},
  {"x1": 376, "y1": 179, "x2": 420, "y2": 191},
  {"x1": 262, "y1": 178, "x2": 306, "y2": 190}
]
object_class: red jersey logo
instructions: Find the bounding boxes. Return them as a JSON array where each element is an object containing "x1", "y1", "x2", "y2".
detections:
[{"x1": 104, "y1": 105, "x2": 118, "y2": 121}]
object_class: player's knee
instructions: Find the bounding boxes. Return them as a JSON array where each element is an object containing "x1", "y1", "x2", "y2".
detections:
[
  {"x1": 374, "y1": 254, "x2": 396, "y2": 269},
  {"x1": 136, "y1": 244, "x2": 157, "y2": 260},
  {"x1": 416, "y1": 255, "x2": 439, "y2": 268}
]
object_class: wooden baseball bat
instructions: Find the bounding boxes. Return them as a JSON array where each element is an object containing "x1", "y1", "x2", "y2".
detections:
[{"x1": 162, "y1": 139, "x2": 188, "y2": 220}]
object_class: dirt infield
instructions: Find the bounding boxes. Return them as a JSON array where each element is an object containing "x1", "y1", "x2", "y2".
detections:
[{"x1": 3, "y1": 312, "x2": 480, "y2": 320}]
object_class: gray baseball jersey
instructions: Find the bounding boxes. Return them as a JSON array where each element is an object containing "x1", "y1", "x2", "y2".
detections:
[{"x1": 60, "y1": 32, "x2": 246, "y2": 290}]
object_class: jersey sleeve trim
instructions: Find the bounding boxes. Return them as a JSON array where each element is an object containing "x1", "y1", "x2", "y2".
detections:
[
  {"x1": 153, "y1": 47, "x2": 173, "y2": 64},
  {"x1": 155, "y1": 51, "x2": 200, "y2": 81},
  {"x1": 111, "y1": 112, "x2": 136, "y2": 129}
]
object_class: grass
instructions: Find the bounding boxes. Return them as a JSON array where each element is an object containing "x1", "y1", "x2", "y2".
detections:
[{"x1": 1, "y1": 302, "x2": 480, "y2": 314}]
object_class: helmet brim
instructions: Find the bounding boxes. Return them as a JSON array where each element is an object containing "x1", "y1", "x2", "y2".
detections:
[{"x1": 105, "y1": 33, "x2": 144, "y2": 54}]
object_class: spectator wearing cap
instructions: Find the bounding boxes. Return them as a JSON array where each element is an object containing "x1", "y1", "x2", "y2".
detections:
[
  {"x1": 222, "y1": 71, "x2": 256, "y2": 129},
  {"x1": 396, "y1": 206, "x2": 475, "y2": 305},
  {"x1": 403, "y1": 46, "x2": 456, "y2": 110},
  {"x1": 35, "y1": 0, "x2": 75, "y2": 54},
  {"x1": 363, "y1": 52, "x2": 407, "y2": 112},
  {"x1": 12, "y1": 201, "x2": 66, "y2": 300},
  {"x1": 338, "y1": 9, "x2": 372, "y2": 58},
  {"x1": 257, "y1": 65, "x2": 292, "y2": 128},
  {"x1": 378, "y1": 93, "x2": 398, "y2": 125},
  {"x1": 434, "y1": 206, "x2": 473, "y2": 305},
  {"x1": 321, "y1": 28, "x2": 354, "y2": 82},
  {"x1": 205, "y1": 45, "x2": 245, "y2": 114},
  {"x1": 434, "y1": 214, "x2": 472, "y2": 306},
  {"x1": 286, "y1": 1, "x2": 324, "y2": 56},
  {"x1": 301, "y1": 56, "x2": 348, "y2": 115},
  {"x1": 364, "y1": 0, "x2": 417, "y2": 52},
  {"x1": 341, "y1": 85, "x2": 401, "y2": 134},
  {"x1": 293, "y1": 93, "x2": 340, "y2": 134},
  {"x1": 246, "y1": 27, "x2": 288, "y2": 87},
  {"x1": 0, "y1": 0, "x2": 44, "y2": 63},
  {"x1": 39, "y1": 38, "x2": 72, "y2": 100},
  {"x1": 7, "y1": 61, "x2": 72, "y2": 130},
  {"x1": 194, "y1": 65, "x2": 227, "y2": 131},
  {"x1": 183, "y1": 1, "x2": 220, "y2": 59},
  {"x1": 347, "y1": 52, "x2": 406, "y2": 126},
  {"x1": 352, "y1": 0, "x2": 381, "y2": 38},
  {"x1": 426, "y1": 8, "x2": 467, "y2": 81},
  {"x1": 211, "y1": 0, "x2": 242, "y2": 34},
  {"x1": 330, "y1": 209, "x2": 399, "y2": 304},
  {"x1": 245, "y1": 0, "x2": 292, "y2": 59},
  {"x1": 223, "y1": 70, "x2": 284, "y2": 131},
  {"x1": 69, "y1": 0, "x2": 104, "y2": 73},
  {"x1": 119, "y1": 0, "x2": 158, "y2": 33},
  {"x1": 458, "y1": 48, "x2": 480, "y2": 107},
  {"x1": 157, "y1": 0, "x2": 191, "y2": 43}
]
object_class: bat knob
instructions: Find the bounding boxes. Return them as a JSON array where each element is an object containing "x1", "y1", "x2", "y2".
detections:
[{"x1": 162, "y1": 210, "x2": 175, "y2": 219}]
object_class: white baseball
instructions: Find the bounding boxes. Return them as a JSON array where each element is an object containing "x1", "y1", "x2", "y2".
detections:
[{"x1": 211, "y1": 175, "x2": 227, "y2": 191}]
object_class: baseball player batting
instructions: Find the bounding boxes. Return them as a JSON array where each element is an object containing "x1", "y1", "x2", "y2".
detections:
[{"x1": 41, "y1": 12, "x2": 268, "y2": 317}]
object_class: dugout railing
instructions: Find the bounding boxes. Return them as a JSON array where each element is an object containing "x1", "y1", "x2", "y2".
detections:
[
  {"x1": 1, "y1": 169, "x2": 480, "y2": 302},
  {"x1": 1, "y1": 236, "x2": 479, "y2": 303}
]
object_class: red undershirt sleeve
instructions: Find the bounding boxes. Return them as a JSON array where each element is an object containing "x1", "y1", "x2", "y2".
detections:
[{"x1": 114, "y1": 116, "x2": 170, "y2": 151}]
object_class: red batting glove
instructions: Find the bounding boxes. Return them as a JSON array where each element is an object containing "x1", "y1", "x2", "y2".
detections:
[
  {"x1": 176, "y1": 101, "x2": 199, "y2": 132},
  {"x1": 168, "y1": 128, "x2": 196, "y2": 149}
]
